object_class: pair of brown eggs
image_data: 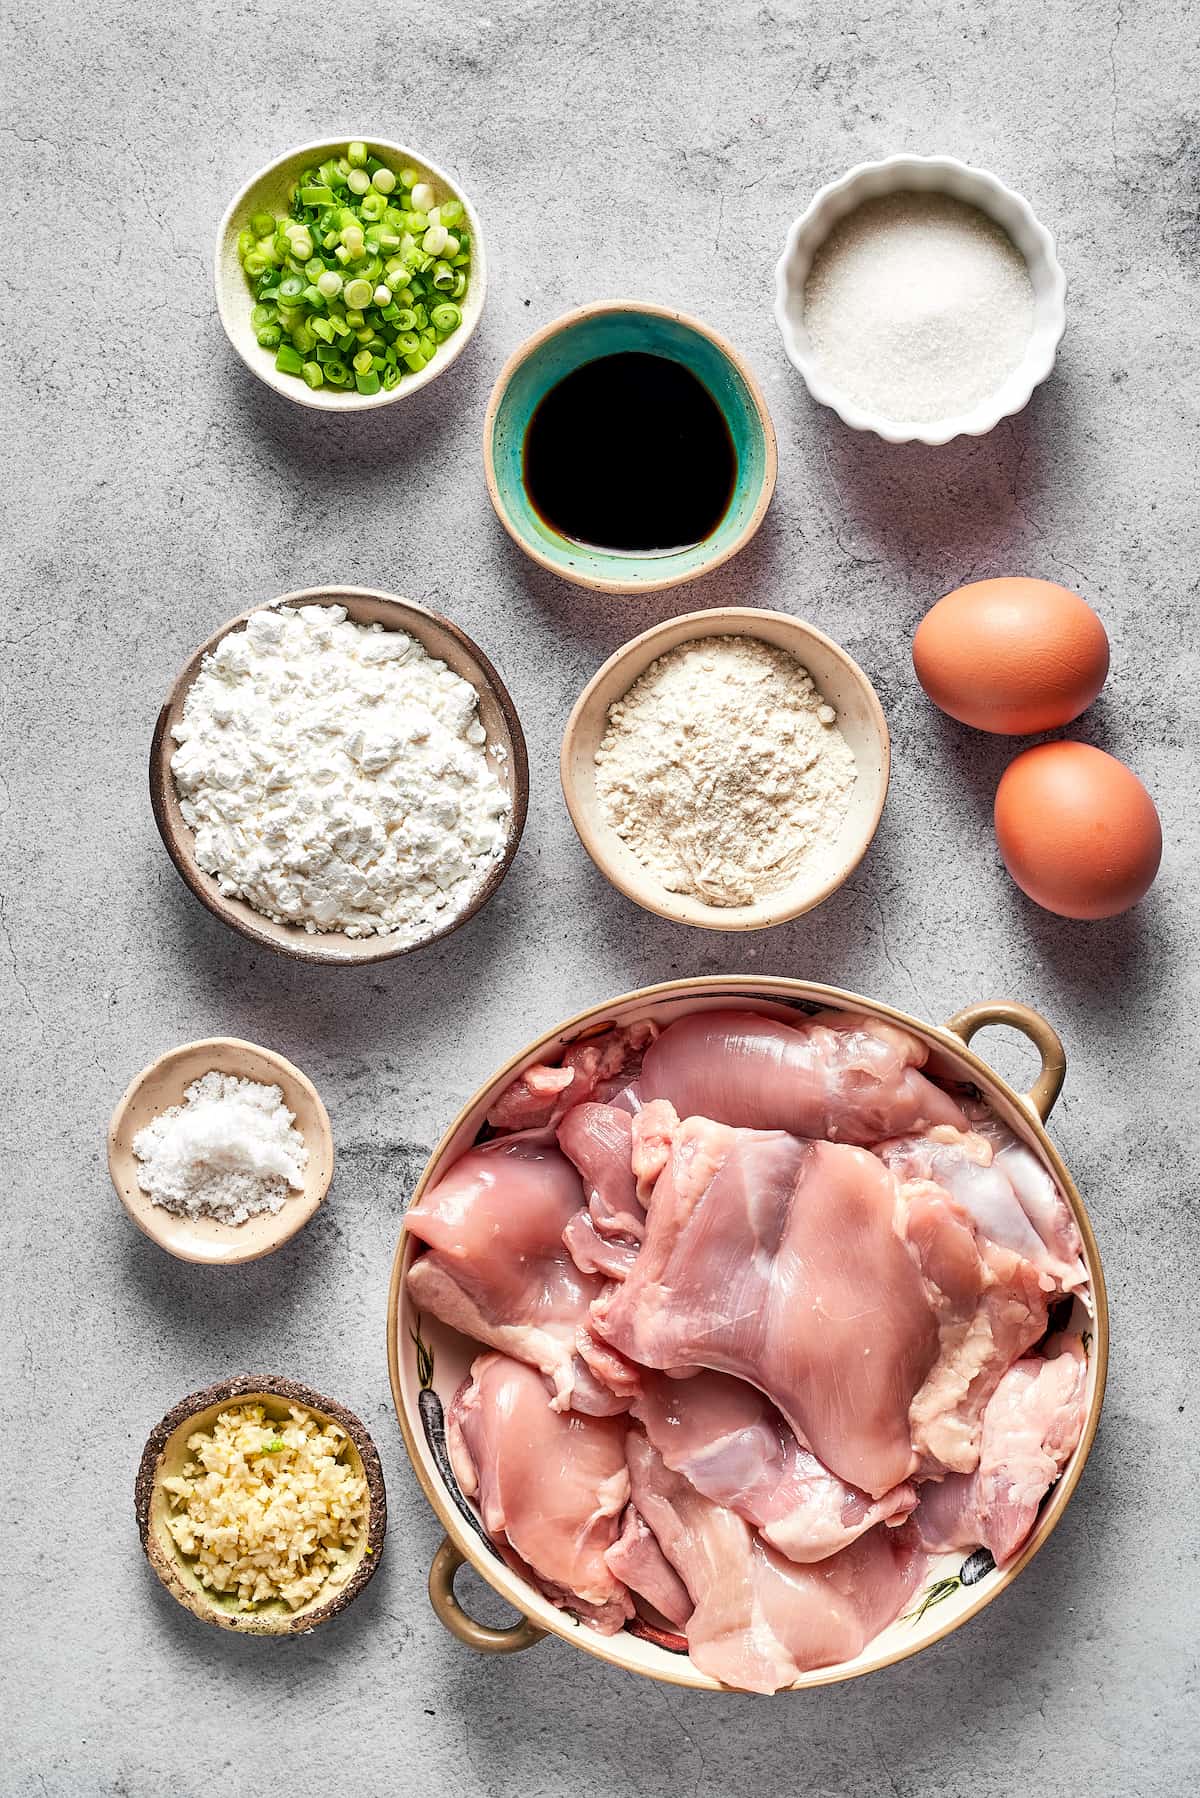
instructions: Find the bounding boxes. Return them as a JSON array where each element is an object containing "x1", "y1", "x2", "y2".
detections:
[{"x1": 913, "y1": 578, "x2": 1161, "y2": 920}]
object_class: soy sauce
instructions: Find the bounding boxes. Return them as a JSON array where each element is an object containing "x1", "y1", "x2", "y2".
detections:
[{"x1": 523, "y1": 351, "x2": 737, "y2": 555}]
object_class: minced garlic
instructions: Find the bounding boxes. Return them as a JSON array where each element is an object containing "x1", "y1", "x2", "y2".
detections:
[{"x1": 162, "y1": 1403, "x2": 370, "y2": 1610}]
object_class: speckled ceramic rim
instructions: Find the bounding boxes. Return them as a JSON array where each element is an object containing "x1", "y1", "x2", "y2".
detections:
[
  {"x1": 559, "y1": 608, "x2": 890, "y2": 929},
  {"x1": 106, "y1": 1036, "x2": 334, "y2": 1265},
  {"x1": 773, "y1": 154, "x2": 1068, "y2": 445},
  {"x1": 213, "y1": 136, "x2": 486, "y2": 412},
  {"x1": 483, "y1": 301, "x2": 778, "y2": 594},
  {"x1": 386, "y1": 976, "x2": 1108, "y2": 1692},
  {"x1": 135, "y1": 1374, "x2": 386, "y2": 1634},
  {"x1": 149, "y1": 586, "x2": 529, "y2": 965}
]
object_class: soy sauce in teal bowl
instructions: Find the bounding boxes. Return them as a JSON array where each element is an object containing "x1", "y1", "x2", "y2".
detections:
[
  {"x1": 523, "y1": 351, "x2": 737, "y2": 556},
  {"x1": 485, "y1": 303, "x2": 776, "y2": 593}
]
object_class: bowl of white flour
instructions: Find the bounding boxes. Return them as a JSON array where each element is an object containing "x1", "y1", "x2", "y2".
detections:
[
  {"x1": 151, "y1": 588, "x2": 528, "y2": 963},
  {"x1": 561, "y1": 609, "x2": 890, "y2": 930}
]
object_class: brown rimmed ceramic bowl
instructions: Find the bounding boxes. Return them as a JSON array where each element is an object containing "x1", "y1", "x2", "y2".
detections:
[
  {"x1": 483, "y1": 301, "x2": 777, "y2": 594},
  {"x1": 386, "y1": 977, "x2": 1107, "y2": 1690},
  {"x1": 150, "y1": 586, "x2": 529, "y2": 965},
  {"x1": 107, "y1": 1037, "x2": 334, "y2": 1265},
  {"x1": 561, "y1": 610, "x2": 890, "y2": 929},
  {"x1": 136, "y1": 1375, "x2": 386, "y2": 1634}
]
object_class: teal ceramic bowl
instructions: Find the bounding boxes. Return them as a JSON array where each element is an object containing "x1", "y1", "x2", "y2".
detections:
[{"x1": 483, "y1": 302, "x2": 777, "y2": 594}]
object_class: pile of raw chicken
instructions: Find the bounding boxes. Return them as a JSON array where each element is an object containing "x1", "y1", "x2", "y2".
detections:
[{"x1": 405, "y1": 1009, "x2": 1090, "y2": 1693}]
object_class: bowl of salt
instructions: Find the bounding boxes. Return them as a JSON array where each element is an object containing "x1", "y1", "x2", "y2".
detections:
[
  {"x1": 774, "y1": 154, "x2": 1067, "y2": 446},
  {"x1": 107, "y1": 1038, "x2": 334, "y2": 1265}
]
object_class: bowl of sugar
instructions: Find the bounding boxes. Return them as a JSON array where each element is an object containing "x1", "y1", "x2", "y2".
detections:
[{"x1": 774, "y1": 155, "x2": 1066, "y2": 446}]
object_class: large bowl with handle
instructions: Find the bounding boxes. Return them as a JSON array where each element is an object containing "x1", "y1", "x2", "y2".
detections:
[{"x1": 386, "y1": 977, "x2": 1108, "y2": 1690}]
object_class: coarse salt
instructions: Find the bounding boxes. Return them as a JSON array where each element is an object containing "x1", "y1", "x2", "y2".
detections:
[
  {"x1": 803, "y1": 191, "x2": 1034, "y2": 423},
  {"x1": 132, "y1": 1071, "x2": 308, "y2": 1225}
]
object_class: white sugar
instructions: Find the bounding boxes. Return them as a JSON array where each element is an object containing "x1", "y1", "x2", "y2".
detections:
[{"x1": 803, "y1": 191, "x2": 1035, "y2": 423}]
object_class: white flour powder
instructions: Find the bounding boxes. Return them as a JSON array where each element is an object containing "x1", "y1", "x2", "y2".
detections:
[
  {"x1": 803, "y1": 191, "x2": 1034, "y2": 422},
  {"x1": 594, "y1": 635, "x2": 856, "y2": 907},
  {"x1": 172, "y1": 604, "x2": 511, "y2": 939},
  {"x1": 132, "y1": 1072, "x2": 308, "y2": 1225}
]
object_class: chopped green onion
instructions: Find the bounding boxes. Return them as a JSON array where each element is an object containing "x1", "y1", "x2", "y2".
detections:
[
  {"x1": 237, "y1": 140, "x2": 471, "y2": 393},
  {"x1": 430, "y1": 302, "x2": 461, "y2": 333}
]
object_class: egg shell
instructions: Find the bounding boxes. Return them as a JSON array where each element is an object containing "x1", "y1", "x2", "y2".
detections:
[
  {"x1": 994, "y1": 741, "x2": 1161, "y2": 920},
  {"x1": 913, "y1": 578, "x2": 1110, "y2": 735}
]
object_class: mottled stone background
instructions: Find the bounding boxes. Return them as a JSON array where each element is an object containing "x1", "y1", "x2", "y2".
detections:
[{"x1": 3, "y1": 0, "x2": 1197, "y2": 1792}]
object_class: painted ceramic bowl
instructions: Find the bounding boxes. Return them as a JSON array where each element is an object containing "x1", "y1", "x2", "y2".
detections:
[
  {"x1": 387, "y1": 981, "x2": 1107, "y2": 1690},
  {"x1": 484, "y1": 302, "x2": 777, "y2": 594}
]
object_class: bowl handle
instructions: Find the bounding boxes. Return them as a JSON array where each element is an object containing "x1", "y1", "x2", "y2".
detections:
[
  {"x1": 428, "y1": 1536, "x2": 547, "y2": 1655},
  {"x1": 942, "y1": 1000, "x2": 1066, "y2": 1123}
]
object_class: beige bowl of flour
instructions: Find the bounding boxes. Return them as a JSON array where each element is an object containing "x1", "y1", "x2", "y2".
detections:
[{"x1": 561, "y1": 609, "x2": 890, "y2": 931}]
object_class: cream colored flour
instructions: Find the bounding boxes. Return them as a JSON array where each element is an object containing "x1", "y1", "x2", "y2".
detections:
[{"x1": 594, "y1": 635, "x2": 856, "y2": 907}]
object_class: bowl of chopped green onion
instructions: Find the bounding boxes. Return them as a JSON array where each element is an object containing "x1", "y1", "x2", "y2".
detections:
[{"x1": 216, "y1": 137, "x2": 485, "y2": 409}]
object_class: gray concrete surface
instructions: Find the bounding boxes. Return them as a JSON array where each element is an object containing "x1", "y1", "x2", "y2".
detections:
[{"x1": 4, "y1": 0, "x2": 1198, "y2": 1792}]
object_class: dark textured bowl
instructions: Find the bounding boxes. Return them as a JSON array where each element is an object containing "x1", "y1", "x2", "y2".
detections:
[
  {"x1": 151, "y1": 586, "x2": 529, "y2": 964},
  {"x1": 135, "y1": 1375, "x2": 386, "y2": 1635}
]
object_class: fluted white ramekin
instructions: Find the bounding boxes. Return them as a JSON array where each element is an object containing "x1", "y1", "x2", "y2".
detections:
[{"x1": 773, "y1": 154, "x2": 1067, "y2": 446}]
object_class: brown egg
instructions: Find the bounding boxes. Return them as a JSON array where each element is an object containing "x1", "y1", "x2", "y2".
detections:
[
  {"x1": 913, "y1": 577, "x2": 1110, "y2": 734},
  {"x1": 994, "y1": 742, "x2": 1161, "y2": 919}
]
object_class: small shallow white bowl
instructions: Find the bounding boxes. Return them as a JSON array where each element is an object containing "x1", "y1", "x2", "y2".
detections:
[
  {"x1": 215, "y1": 136, "x2": 486, "y2": 412},
  {"x1": 774, "y1": 154, "x2": 1067, "y2": 446}
]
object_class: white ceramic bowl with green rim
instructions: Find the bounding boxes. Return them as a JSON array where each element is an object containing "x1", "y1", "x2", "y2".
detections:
[
  {"x1": 484, "y1": 302, "x2": 777, "y2": 593},
  {"x1": 773, "y1": 154, "x2": 1067, "y2": 446},
  {"x1": 214, "y1": 136, "x2": 486, "y2": 411}
]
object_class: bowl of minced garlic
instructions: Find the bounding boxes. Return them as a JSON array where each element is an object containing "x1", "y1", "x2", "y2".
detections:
[
  {"x1": 135, "y1": 1376, "x2": 386, "y2": 1635},
  {"x1": 561, "y1": 609, "x2": 890, "y2": 930}
]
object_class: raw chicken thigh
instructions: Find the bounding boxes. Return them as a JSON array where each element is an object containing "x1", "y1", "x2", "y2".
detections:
[
  {"x1": 558, "y1": 1103, "x2": 646, "y2": 1281},
  {"x1": 448, "y1": 1353, "x2": 634, "y2": 1634},
  {"x1": 405, "y1": 1135, "x2": 638, "y2": 1415},
  {"x1": 411, "y1": 1007, "x2": 1091, "y2": 1692},
  {"x1": 594, "y1": 1113, "x2": 940, "y2": 1496},
  {"x1": 905, "y1": 1336, "x2": 1088, "y2": 1564},
  {"x1": 639, "y1": 1010, "x2": 966, "y2": 1145},
  {"x1": 626, "y1": 1432, "x2": 926, "y2": 1694},
  {"x1": 605, "y1": 1504, "x2": 693, "y2": 1630},
  {"x1": 878, "y1": 1122, "x2": 1087, "y2": 1295},
  {"x1": 486, "y1": 1022, "x2": 657, "y2": 1132},
  {"x1": 894, "y1": 1180, "x2": 1050, "y2": 1473},
  {"x1": 633, "y1": 1370, "x2": 917, "y2": 1562}
]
